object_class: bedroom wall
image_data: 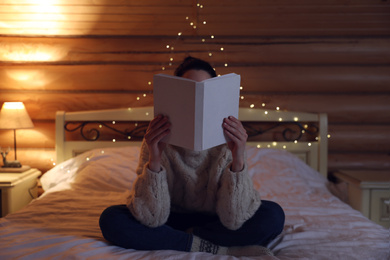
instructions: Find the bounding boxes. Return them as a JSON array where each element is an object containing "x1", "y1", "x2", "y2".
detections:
[{"x1": 0, "y1": 0, "x2": 389, "y2": 175}]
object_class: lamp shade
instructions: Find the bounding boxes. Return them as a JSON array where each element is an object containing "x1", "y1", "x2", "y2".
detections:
[{"x1": 0, "y1": 102, "x2": 34, "y2": 130}]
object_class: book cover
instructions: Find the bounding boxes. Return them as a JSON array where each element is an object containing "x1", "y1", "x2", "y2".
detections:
[{"x1": 153, "y1": 73, "x2": 240, "y2": 151}]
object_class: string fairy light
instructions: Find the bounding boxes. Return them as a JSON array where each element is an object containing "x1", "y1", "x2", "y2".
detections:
[
  {"x1": 133, "y1": 2, "x2": 325, "y2": 155},
  {"x1": 152, "y1": 0, "x2": 227, "y2": 91}
]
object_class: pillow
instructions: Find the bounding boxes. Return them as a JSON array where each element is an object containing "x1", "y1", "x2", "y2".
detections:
[
  {"x1": 246, "y1": 146, "x2": 328, "y2": 201},
  {"x1": 41, "y1": 146, "x2": 140, "y2": 193}
]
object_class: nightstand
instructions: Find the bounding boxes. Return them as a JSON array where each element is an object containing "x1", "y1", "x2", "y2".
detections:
[
  {"x1": 0, "y1": 168, "x2": 41, "y2": 217},
  {"x1": 333, "y1": 170, "x2": 390, "y2": 228}
]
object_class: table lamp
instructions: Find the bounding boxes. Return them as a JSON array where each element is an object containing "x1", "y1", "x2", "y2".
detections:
[{"x1": 0, "y1": 102, "x2": 34, "y2": 172}]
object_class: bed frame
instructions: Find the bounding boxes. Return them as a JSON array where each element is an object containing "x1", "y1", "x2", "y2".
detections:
[{"x1": 56, "y1": 106, "x2": 328, "y2": 177}]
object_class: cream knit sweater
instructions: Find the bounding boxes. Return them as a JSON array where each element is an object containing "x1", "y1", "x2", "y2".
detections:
[{"x1": 126, "y1": 140, "x2": 261, "y2": 230}]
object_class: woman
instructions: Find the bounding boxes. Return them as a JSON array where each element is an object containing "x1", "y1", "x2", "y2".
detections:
[{"x1": 99, "y1": 57, "x2": 285, "y2": 257}]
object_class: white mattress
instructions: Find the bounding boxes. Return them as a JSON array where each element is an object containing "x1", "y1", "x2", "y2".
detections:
[{"x1": 0, "y1": 146, "x2": 389, "y2": 260}]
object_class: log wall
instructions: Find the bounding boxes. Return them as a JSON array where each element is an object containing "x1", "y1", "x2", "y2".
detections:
[{"x1": 0, "y1": 0, "x2": 389, "y2": 174}]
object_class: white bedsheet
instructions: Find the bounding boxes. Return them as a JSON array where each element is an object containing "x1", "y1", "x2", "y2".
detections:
[{"x1": 0, "y1": 146, "x2": 389, "y2": 260}]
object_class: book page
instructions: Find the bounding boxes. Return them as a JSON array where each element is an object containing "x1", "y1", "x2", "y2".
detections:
[
  {"x1": 153, "y1": 74, "x2": 197, "y2": 150},
  {"x1": 202, "y1": 73, "x2": 240, "y2": 150}
]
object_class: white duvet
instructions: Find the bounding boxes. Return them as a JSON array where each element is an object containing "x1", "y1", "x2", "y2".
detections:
[{"x1": 0, "y1": 146, "x2": 389, "y2": 260}]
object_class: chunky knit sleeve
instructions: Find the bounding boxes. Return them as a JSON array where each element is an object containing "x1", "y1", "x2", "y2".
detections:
[
  {"x1": 126, "y1": 141, "x2": 170, "y2": 227},
  {"x1": 216, "y1": 162, "x2": 262, "y2": 230}
]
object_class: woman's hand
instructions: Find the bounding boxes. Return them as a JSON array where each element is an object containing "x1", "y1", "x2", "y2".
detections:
[
  {"x1": 223, "y1": 116, "x2": 248, "y2": 172},
  {"x1": 144, "y1": 115, "x2": 171, "y2": 172}
]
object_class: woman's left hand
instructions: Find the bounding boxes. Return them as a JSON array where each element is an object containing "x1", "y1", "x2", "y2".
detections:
[{"x1": 223, "y1": 116, "x2": 248, "y2": 172}]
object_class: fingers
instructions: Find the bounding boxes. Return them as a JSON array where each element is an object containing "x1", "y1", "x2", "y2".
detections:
[
  {"x1": 223, "y1": 116, "x2": 247, "y2": 143},
  {"x1": 145, "y1": 115, "x2": 171, "y2": 146}
]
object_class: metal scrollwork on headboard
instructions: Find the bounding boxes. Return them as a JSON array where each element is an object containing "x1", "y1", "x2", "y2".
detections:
[
  {"x1": 64, "y1": 120, "x2": 319, "y2": 142},
  {"x1": 64, "y1": 121, "x2": 149, "y2": 141},
  {"x1": 243, "y1": 122, "x2": 319, "y2": 142}
]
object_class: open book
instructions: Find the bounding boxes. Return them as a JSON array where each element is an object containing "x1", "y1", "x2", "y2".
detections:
[{"x1": 153, "y1": 73, "x2": 240, "y2": 151}]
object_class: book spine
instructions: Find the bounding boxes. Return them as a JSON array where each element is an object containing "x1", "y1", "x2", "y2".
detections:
[{"x1": 194, "y1": 83, "x2": 205, "y2": 151}]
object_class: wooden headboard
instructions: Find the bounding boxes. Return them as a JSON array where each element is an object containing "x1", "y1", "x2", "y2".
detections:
[{"x1": 56, "y1": 106, "x2": 328, "y2": 177}]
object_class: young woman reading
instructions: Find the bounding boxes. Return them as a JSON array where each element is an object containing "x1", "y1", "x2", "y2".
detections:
[{"x1": 99, "y1": 56, "x2": 285, "y2": 257}]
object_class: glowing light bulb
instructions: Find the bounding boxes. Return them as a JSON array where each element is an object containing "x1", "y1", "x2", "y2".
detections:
[{"x1": 250, "y1": 104, "x2": 255, "y2": 108}]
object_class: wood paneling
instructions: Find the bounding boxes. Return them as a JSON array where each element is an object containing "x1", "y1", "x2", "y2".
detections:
[
  {"x1": 0, "y1": 0, "x2": 389, "y2": 174},
  {"x1": 1, "y1": 0, "x2": 389, "y2": 36}
]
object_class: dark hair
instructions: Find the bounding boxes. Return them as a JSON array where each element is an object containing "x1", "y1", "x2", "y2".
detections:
[{"x1": 174, "y1": 56, "x2": 217, "y2": 78}]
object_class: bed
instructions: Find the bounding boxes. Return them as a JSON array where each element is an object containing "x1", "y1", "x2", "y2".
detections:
[{"x1": 0, "y1": 106, "x2": 388, "y2": 260}]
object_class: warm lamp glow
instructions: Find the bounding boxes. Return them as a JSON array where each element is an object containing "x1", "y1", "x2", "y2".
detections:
[
  {"x1": 0, "y1": 43, "x2": 67, "y2": 62},
  {"x1": 0, "y1": 0, "x2": 104, "y2": 36},
  {"x1": 3, "y1": 102, "x2": 24, "y2": 109}
]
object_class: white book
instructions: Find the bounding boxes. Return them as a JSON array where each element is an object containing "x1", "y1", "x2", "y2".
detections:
[{"x1": 153, "y1": 73, "x2": 240, "y2": 151}]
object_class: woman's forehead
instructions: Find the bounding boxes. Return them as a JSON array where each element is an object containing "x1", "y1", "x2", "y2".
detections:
[{"x1": 182, "y1": 69, "x2": 212, "y2": 82}]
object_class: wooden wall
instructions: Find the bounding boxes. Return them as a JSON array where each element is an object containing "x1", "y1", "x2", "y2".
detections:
[{"x1": 0, "y1": 0, "x2": 389, "y2": 174}]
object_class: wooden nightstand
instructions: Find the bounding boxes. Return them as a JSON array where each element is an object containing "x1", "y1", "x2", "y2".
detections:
[
  {"x1": 333, "y1": 170, "x2": 390, "y2": 228},
  {"x1": 0, "y1": 168, "x2": 41, "y2": 217}
]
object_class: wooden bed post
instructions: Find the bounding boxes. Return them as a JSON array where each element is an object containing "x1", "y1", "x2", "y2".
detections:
[
  {"x1": 55, "y1": 111, "x2": 66, "y2": 164},
  {"x1": 318, "y1": 113, "x2": 328, "y2": 178}
]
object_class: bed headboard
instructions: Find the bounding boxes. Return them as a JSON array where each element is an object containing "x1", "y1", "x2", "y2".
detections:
[{"x1": 56, "y1": 106, "x2": 328, "y2": 177}]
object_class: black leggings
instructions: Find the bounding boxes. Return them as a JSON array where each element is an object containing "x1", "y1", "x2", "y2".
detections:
[{"x1": 99, "y1": 200, "x2": 285, "y2": 251}]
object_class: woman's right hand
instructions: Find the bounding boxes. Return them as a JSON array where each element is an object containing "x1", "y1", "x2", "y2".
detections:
[{"x1": 144, "y1": 115, "x2": 171, "y2": 172}]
